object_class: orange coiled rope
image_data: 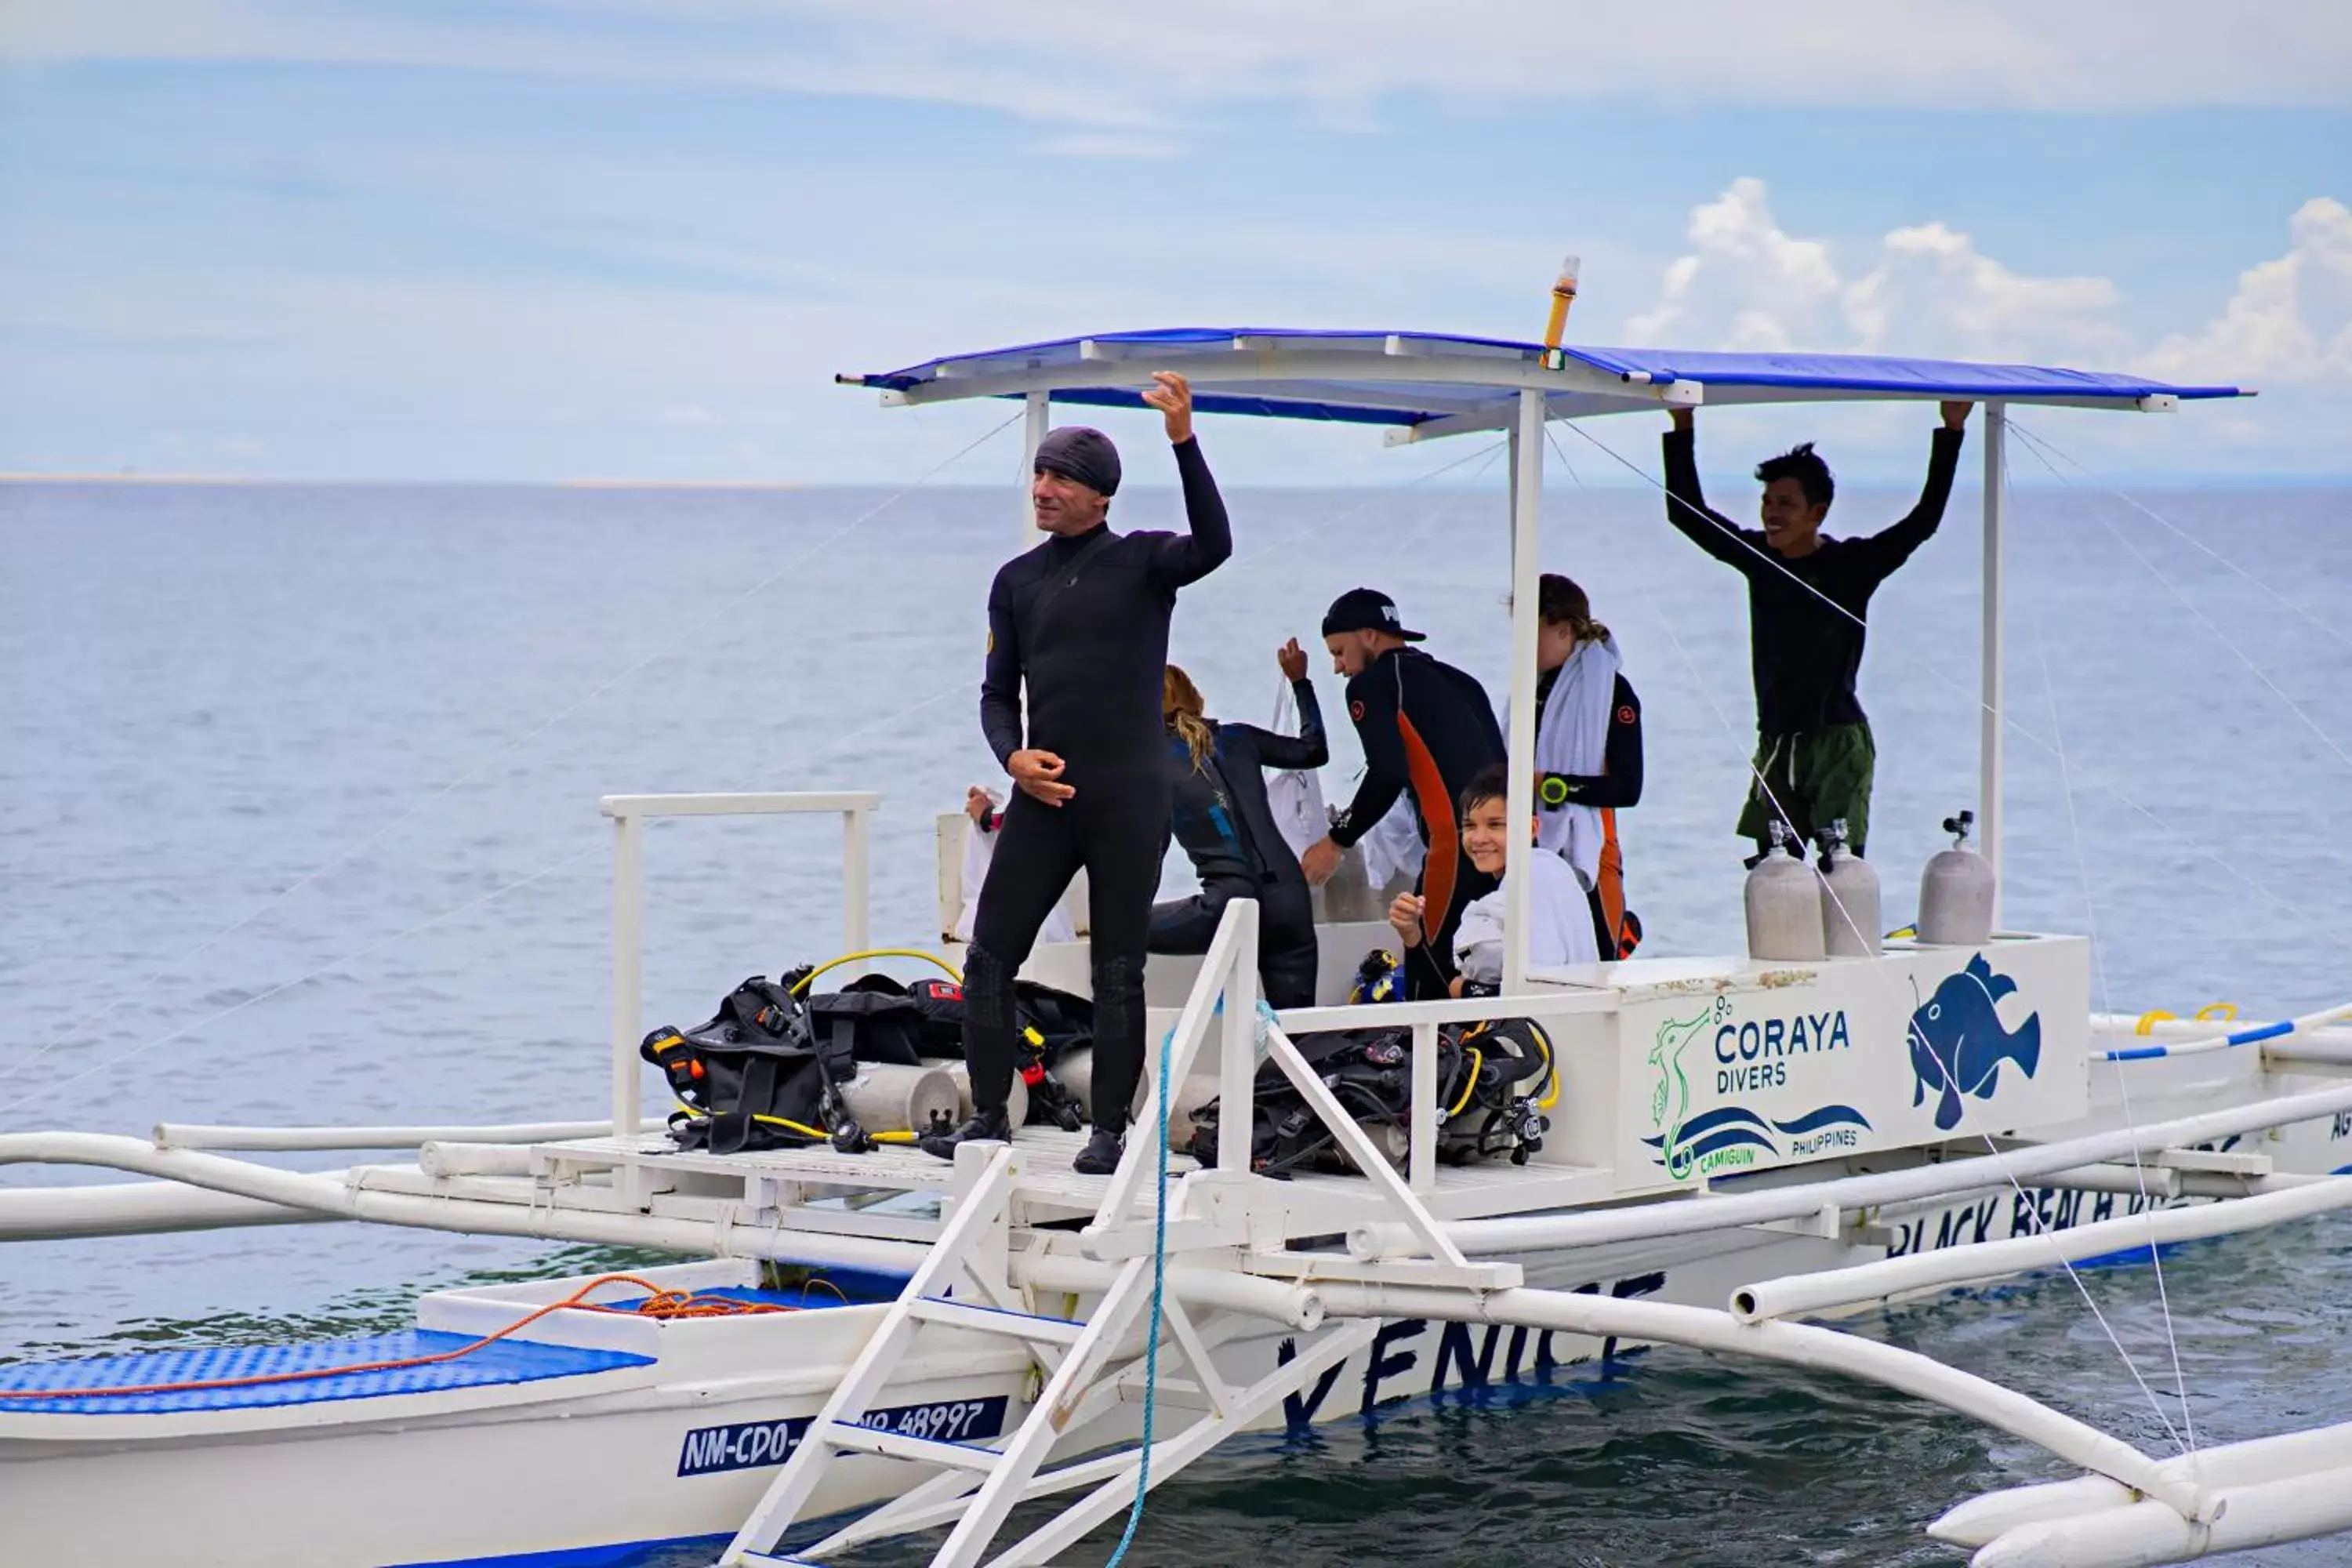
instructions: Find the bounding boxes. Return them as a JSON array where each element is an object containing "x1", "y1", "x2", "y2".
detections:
[{"x1": 4, "y1": 1273, "x2": 804, "y2": 1403}]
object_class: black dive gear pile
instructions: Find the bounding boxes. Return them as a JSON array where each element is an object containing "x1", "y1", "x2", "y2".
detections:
[
  {"x1": 1182, "y1": 1016, "x2": 1555, "y2": 1178},
  {"x1": 644, "y1": 970, "x2": 1095, "y2": 1155}
]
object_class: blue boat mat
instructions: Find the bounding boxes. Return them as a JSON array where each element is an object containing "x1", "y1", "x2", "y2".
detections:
[{"x1": 0, "y1": 1330, "x2": 652, "y2": 1415}]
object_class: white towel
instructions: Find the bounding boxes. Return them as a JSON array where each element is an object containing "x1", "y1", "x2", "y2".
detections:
[
  {"x1": 1265, "y1": 676, "x2": 1328, "y2": 862},
  {"x1": 1358, "y1": 795, "x2": 1425, "y2": 891},
  {"x1": 956, "y1": 789, "x2": 1078, "y2": 946},
  {"x1": 1532, "y1": 632, "x2": 1621, "y2": 891},
  {"x1": 1453, "y1": 840, "x2": 1597, "y2": 985}
]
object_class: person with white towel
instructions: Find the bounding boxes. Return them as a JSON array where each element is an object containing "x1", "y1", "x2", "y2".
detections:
[{"x1": 1528, "y1": 573, "x2": 1644, "y2": 962}]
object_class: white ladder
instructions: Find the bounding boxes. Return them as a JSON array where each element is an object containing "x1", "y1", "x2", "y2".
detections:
[{"x1": 721, "y1": 1141, "x2": 1157, "y2": 1568}]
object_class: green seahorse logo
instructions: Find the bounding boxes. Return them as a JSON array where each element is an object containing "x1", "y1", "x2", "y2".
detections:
[{"x1": 1647, "y1": 1003, "x2": 1719, "y2": 1180}]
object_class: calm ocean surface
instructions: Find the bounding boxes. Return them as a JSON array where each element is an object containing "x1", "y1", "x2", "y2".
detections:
[{"x1": 5, "y1": 474, "x2": 2351, "y2": 1564}]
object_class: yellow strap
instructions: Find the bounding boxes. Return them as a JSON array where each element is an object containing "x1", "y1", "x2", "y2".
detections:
[
  {"x1": 2194, "y1": 1003, "x2": 2239, "y2": 1022},
  {"x1": 789, "y1": 948, "x2": 962, "y2": 996},
  {"x1": 1446, "y1": 1049, "x2": 1483, "y2": 1118},
  {"x1": 2134, "y1": 1010, "x2": 2177, "y2": 1035},
  {"x1": 670, "y1": 1100, "x2": 916, "y2": 1144}
]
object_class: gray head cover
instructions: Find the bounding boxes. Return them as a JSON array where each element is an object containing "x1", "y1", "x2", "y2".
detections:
[{"x1": 1033, "y1": 426, "x2": 1122, "y2": 498}]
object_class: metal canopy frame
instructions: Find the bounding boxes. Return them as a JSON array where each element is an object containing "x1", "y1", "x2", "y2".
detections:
[{"x1": 846, "y1": 327, "x2": 2252, "y2": 988}]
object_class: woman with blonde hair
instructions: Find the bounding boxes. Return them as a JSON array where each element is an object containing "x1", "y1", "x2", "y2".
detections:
[{"x1": 1150, "y1": 641, "x2": 1327, "y2": 1008}]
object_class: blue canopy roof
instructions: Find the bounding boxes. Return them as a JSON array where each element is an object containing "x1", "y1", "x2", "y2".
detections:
[{"x1": 840, "y1": 328, "x2": 2248, "y2": 441}]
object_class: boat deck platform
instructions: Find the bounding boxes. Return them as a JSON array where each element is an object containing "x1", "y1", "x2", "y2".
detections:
[
  {"x1": 0, "y1": 1331, "x2": 652, "y2": 1415},
  {"x1": 352, "y1": 1127, "x2": 1623, "y2": 1253}
]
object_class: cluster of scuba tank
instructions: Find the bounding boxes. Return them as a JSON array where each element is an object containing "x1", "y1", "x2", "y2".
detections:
[
  {"x1": 1744, "y1": 809, "x2": 1999, "y2": 962},
  {"x1": 640, "y1": 955, "x2": 1557, "y2": 1177},
  {"x1": 641, "y1": 962, "x2": 1095, "y2": 1156}
]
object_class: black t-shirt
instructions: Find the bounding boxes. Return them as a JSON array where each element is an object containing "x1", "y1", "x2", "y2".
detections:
[{"x1": 1662, "y1": 426, "x2": 1964, "y2": 736}]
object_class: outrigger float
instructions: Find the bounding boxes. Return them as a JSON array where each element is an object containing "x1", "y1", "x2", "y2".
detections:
[{"x1": 9, "y1": 328, "x2": 2352, "y2": 1568}]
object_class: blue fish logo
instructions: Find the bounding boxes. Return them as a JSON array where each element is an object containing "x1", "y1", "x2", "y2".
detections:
[{"x1": 1908, "y1": 953, "x2": 2041, "y2": 1131}]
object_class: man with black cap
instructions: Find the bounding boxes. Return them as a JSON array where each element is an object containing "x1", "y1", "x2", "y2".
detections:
[
  {"x1": 1298, "y1": 589, "x2": 1504, "y2": 998},
  {"x1": 924, "y1": 372, "x2": 1232, "y2": 1175}
]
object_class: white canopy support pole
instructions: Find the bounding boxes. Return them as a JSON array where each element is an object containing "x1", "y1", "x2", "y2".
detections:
[
  {"x1": 1980, "y1": 401, "x2": 2006, "y2": 922},
  {"x1": 1019, "y1": 390, "x2": 1049, "y2": 552},
  {"x1": 1502, "y1": 387, "x2": 1544, "y2": 993},
  {"x1": 610, "y1": 811, "x2": 644, "y2": 1139}
]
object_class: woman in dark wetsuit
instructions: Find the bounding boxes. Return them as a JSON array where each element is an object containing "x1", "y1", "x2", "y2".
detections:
[{"x1": 1150, "y1": 641, "x2": 1327, "y2": 1008}]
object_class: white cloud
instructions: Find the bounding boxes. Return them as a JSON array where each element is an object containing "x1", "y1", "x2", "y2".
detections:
[
  {"x1": 1610, "y1": 178, "x2": 2350, "y2": 473},
  {"x1": 2139, "y1": 198, "x2": 2352, "y2": 386},
  {"x1": 12, "y1": 0, "x2": 2351, "y2": 118},
  {"x1": 1626, "y1": 178, "x2": 1842, "y2": 350},
  {"x1": 1624, "y1": 176, "x2": 2162, "y2": 368}
]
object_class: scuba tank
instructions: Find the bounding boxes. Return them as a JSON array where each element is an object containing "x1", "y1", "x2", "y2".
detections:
[
  {"x1": 834, "y1": 1063, "x2": 960, "y2": 1140},
  {"x1": 1917, "y1": 809, "x2": 1997, "y2": 946},
  {"x1": 1817, "y1": 818, "x2": 1882, "y2": 957},
  {"x1": 1744, "y1": 821, "x2": 1826, "y2": 962}
]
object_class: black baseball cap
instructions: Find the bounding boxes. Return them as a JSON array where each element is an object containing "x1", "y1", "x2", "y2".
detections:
[{"x1": 1321, "y1": 587, "x2": 1425, "y2": 642}]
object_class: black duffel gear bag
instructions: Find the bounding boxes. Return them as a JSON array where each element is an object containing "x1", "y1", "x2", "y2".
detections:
[
  {"x1": 818, "y1": 972, "x2": 1092, "y2": 1131},
  {"x1": 1181, "y1": 1016, "x2": 1554, "y2": 1178},
  {"x1": 643, "y1": 975, "x2": 873, "y2": 1156},
  {"x1": 644, "y1": 970, "x2": 1105, "y2": 1154}
]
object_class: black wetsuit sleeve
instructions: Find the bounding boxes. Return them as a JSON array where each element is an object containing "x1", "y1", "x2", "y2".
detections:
[
  {"x1": 1226, "y1": 680, "x2": 1328, "y2": 771},
  {"x1": 1403, "y1": 942, "x2": 1456, "y2": 1000},
  {"x1": 1142, "y1": 437, "x2": 1233, "y2": 587},
  {"x1": 1329, "y1": 673, "x2": 1406, "y2": 849},
  {"x1": 1541, "y1": 674, "x2": 1644, "y2": 810},
  {"x1": 1842, "y1": 426, "x2": 1965, "y2": 586},
  {"x1": 1662, "y1": 427, "x2": 1764, "y2": 575},
  {"x1": 979, "y1": 573, "x2": 1025, "y2": 771}
]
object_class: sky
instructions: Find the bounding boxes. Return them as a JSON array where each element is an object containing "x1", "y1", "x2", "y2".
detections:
[{"x1": 1, "y1": 1, "x2": 2347, "y2": 485}]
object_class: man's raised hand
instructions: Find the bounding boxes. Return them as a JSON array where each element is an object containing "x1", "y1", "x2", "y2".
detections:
[
  {"x1": 1142, "y1": 371, "x2": 1195, "y2": 445},
  {"x1": 1941, "y1": 400, "x2": 1974, "y2": 430}
]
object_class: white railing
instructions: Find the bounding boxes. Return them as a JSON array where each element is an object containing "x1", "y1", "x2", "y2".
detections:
[
  {"x1": 1083, "y1": 897, "x2": 1608, "y2": 1261},
  {"x1": 600, "y1": 790, "x2": 880, "y2": 1138}
]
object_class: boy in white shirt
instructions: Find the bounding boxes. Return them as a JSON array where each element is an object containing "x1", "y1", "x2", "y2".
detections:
[{"x1": 1387, "y1": 764, "x2": 1597, "y2": 996}]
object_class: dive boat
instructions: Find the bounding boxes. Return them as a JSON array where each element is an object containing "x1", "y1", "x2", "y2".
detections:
[{"x1": 7, "y1": 327, "x2": 2352, "y2": 1568}]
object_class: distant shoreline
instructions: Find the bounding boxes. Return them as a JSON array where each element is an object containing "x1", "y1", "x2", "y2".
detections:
[{"x1": 5, "y1": 471, "x2": 2347, "y2": 492}]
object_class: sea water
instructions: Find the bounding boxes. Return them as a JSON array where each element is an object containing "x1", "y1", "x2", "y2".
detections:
[{"x1": 4, "y1": 477, "x2": 2350, "y2": 1564}]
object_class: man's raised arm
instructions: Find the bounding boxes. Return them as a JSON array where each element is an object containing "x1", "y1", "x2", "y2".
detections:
[
  {"x1": 1661, "y1": 407, "x2": 1759, "y2": 569},
  {"x1": 1140, "y1": 371, "x2": 1232, "y2": 586},
  {"x1": 1849, "y1": 401, "x2": 1971, "y2": 580}
]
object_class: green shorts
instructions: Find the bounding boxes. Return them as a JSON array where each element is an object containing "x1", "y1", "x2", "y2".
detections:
[{"x1": 1737, "y1": 722, "x2": 1875, "y2": 854}]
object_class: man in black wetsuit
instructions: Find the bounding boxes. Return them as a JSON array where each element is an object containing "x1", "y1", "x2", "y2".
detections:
[
  {"x1": 1151, "y1": 641, "x2": 1329, "y2": 1010},
  {"x1": 924, "y1": 372, "x2": 1232, "y2": 1175},
  {"x1": 1298, "y1": 589, "x2": 1504, "y2": 999},
  {"x1": 1662, "y1": 402, "x2": 1970, "y2": 861}
]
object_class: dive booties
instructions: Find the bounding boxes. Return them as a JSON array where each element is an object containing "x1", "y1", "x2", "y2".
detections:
[
  {"x1": 919, "y1": 1102, "x2": 1011, "y2": 1163},
  {"x1": 1073, "y1": 1123, "x2": 1123, "y2": 1176}
]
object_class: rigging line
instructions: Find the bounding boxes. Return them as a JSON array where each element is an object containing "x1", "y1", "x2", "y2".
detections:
[
  {"x1": 2031, "y1": 598, "x2": 2199, "y2": 1459},
  {"x1": 1557, "y1": 422, "x2": 2192, "y2": 1454},
  {"x1": 1552, "y1": 414, "x2": 2313, "y2": 928},
  {"x1": 0, "y1": 660, "x2": 975, "y2": 1118},
  {"x1": 2005, "y1": 424, "x2": 2352, "y2": 779},
  {"x1": 3, "y1": 407, "x2": 1029, "y2": 1080},
  {"x1": 1226, "y1": 434, "x2": 1508, "y2": 570},
  {"x1": 2005, "y1": 417, "x2": 2352, "y2": 658}
]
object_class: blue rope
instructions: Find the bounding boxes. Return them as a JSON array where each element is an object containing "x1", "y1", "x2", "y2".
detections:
[
  {"x1": 1101, "y1": 996, "x2": 1274, "y2": 1565},
  {"x1": 1101, "y1": 1012, "x2": 1176, "y2": 1566}
]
